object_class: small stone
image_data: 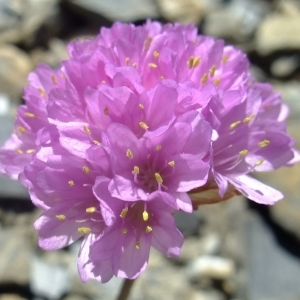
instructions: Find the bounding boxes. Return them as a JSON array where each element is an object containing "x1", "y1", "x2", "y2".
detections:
[
  {"x1": 0, "y1": 295, "x2": 27, "y2": 300},
  {"x1": 66, "y1": 0, "x2": 159, "y2": 22},
  {"x1": 187, "y1": 256, "x2": 235, "y2": 281},
  {"x1": 270, "y1": 56, "x2": 300, "y2": 78},
  {"x1": 190, "y1": 290, "x2": 226, "y2": 300}
]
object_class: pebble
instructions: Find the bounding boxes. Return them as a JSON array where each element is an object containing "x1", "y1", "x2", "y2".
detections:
[
  {"x1": 270, "y1": 55, "x2": 300, "y2": 78},
  {"x1": 187, "y1": 256, "x2": 235, "y2": 281}
]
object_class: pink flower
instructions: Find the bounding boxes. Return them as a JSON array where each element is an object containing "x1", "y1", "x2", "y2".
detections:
[{"x1": 0, "y1": 20, "x2": 298, "y2": 283}]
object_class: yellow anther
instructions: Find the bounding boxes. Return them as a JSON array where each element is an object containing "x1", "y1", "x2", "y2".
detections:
[
  {"x1": 56, "y1": 215, "x2": 66, "y2": 221},
  {"x1": 146, "y1": 226, "x2": 153, "y2": 233},
  {"x1": 101, "y1": 80, "x2": 106, "y2": 84},
  {"x1": 144, "y1": 36, "x2": 152, "y2": 50},
  {"x1": 122, "y1": 228, "x2": 128, "y2": 234},
  {"x1": 156, "y1": 145, "x2": 162, "y2": 151},
  {"x1": 120, "y1": 207, "x2": 128, "y2": 218},
  {"x1": 210, "y1": 65, "x2": 217, "y2": 77},
  {"x1": 25, "y1": 112, "x2": 35, "y2": 118},
  {"x1": 139, "y1": 104, "x2": 144, "y2": 109},
  {"x1": 78, "y1": 227, "x2": 91, "y2": 234},
  {"x1": 243, "y1": 114, "x2": 256, "y2": 124},
  {"x1": 155, "y1": 173, "x2": 163, "y2": 184},
  {"x1": 168, "y1": 161, "x2": 175, "y2": 167},
  {"x1": 26, "y1": 149, "x2": 35, "y2": 154},
  {"x1": 104, "y1": 107, "x2": 109, "y2": 115},
  {"x1": 258, "y1": 140, "x2": 270, "y2": 148},
  {"x1": 125, "y1": 57, "x2": 130, "y2": 66},
  {"x1": 38, "y1": 87, "x2": 46, "y2": 98},
  {"x1": 193, "y1": 56, "x2": 201, "y2": 67},
  {"x1": 19, "y1": 126, "x2": 26, "y2": 133},
  {"x1": 229, "y1": 121, "x2": 241, "y2": 129},
  {"x1": 143, "y1": 211, "x2": 149, "y2": 221},
  {"x1": 133, "y1": 166, "x2": 140, "y2": 174},
  {"x1": 83, "y1": 125, "x2": 91, "y2": 135},
  {"x1": 187, "y1": 56, "x2": 195, "y2": 69},
  {"x1": 86, "y1": 207, "x2": 96, "y2": 213},
  {"x1": 61, "y1": 74, "x2": 66, "y2": 80},
  {"x1": 239, "y1": 149, "x2": 248, "y2": 156},
  {"x1": 82, "y1": 166, "x2": 91, "y2": 174},
  {"x1": 126, "y1": 149, "x2": 133, "y2": 159},
  {"x1": 68, "y1": 180, "x2": 74, "y2": 187},
  {"x1": 201, "y1": 73, "x2": 208, "y2": 84},
  {"x1": 255, "y1": 159, "x2": 265, "y2": 166},
  {"x1": 213, "y1": 78, "x2": 221, "y2": 86},
  {"x1": 160, "y1": 75, "x2": 165, "y2": 80},
  {"x1": 222, "y1": 55, "x2": 229, "y2": 63},
  {"x1": 148, "y1": 63, "x2": 158, "y2": 68},
  {"x1": 153, "y1": 51, "x2": 159, "y2": 58},
  {"x1": 132, "y1": 62, "x2": 137, "y2": 67},
  {"x1": 135, "y1": 241, "x2": 140, "y2": 249},
  {"x1": 51, "y1": 74, "x2": 57, "y2": 84},
  {"x1": 16, "y1": 149, "x2": 23, "y2": 154},
  {"x1": 139, "y1": 122, "x2": 149, "y2": 130},
  {"x1": 93, "y1": 140, "x2": 101, "y2": 145}
]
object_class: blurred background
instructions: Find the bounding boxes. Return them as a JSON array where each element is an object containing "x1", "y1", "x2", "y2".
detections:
[{"x1": 0, "y1": 0, "x2": 299, "y2": 299}]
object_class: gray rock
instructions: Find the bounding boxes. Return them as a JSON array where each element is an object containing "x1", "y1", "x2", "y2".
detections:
[
  {"x1": 270, "y1": 56, "x2": 300, "y2": 78},
  {"x1": 190, "y1": 290, "x2": 226, "y2": 300},
  {"x1": 66, "y1": 0, "x2": 159, "y2": 22},
  {"x1": 0, "y1": 0, "x2": 59, "y2": 44},
  {"x1": 156, "y1": 0, "x2": 222, "y2": 24},
  {"x1": 204, "y1": 0, "x2": 269, "y2": 41},
  {"x1": 0, "y1": 44, "x2": 33, "y2": 101},
  {"x1": 246, "y1": 212, "x2": 300, "y2": 300},
  {"x1": 256, "y1": 1, "x2": 300, "y2": 54}
]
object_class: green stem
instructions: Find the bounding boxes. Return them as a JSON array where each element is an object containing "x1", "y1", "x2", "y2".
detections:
[{"x1": 116, "y1": 278, "x2": 136, "y2": 300}]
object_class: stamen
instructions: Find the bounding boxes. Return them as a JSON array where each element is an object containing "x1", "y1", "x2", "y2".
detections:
[
  {"x1": 193, "y1": 56, "x2": 201, "y2": 67},
  {"x1": 56, "y1": 215, "x2": 66, "y2": 221},
  {"x1": 239, "y1": 149, "x2": 248, "y2": 156},
  {"x1": 38, "y1": 87, "x2": 46, "y2": 98},
  {"x1": 145, "y1": 226, "x2": 152, "y2": 233},
  {"x1": 148, "y1": 63, "x2": 158, "y2": 68},
  {"x1": 153, "y1": 51, "x2": 159, "y2": 58},
  {"x1": 243, "y1": 114, "x2": 256, "y2": 124},
  {"x1": 201, "y1": 73, "x2": 208, "y2": 84},
  {"x1": 61, "y1": 74, "x2": 66, "y2": 80},
  {"x1": 160, "y1": 75, "x2": 165, "y2": 80},
  {"x1": 83, "y1": 125, "x2": 91, "y2": 135},
  {"x1": 125, "y1": 57, "x2": 130, "y2": 66},
  {"x1": 168, "y1": 161, "x2": 175, "y2": 167},
  {"x1": 68, "y1": 180, "x2": 74, "y2": 187},
  {"x1": 258, "y1": 140, "x2": 270, "y2": 148},
  {"x1": 139, "y1": 122, "x2": 149, "y2": 130},
  {"x1": 187, "y1": 56, "x2": 195, "y2": 69},
  {"x1": 26, "y1": 149, "x2": 35, "y2": 154},
  {"x1": 133, "y1": 166, "x2": 140, "y2": 174},
  {"x1": 213, "y1": 78, "x2": 221, "y2": 86},
  {"x1": 135, "y1": 241, "x2": 140, "y2": 249},
  {"x1": 18, "y1": 126, "x2": 26, "y2": 134},
  {"x1": 120, "y1": 207, "x2": 128, "y2": 218},
  {"x1": 126, "y1": 149, "x2": 133, "y2": 159},
  {"x1": 93, "y1": 140, "x2": 101, "y2": 145},
  {"x1": 255, "y1": 159, "x2": 265, "y2": 166},
  {"x1": 25, "y1": 112, "x2": 35, "y2": 118},
  {"x1": 139, "y1": 104, "x2": 144, "y2": 109},
  {"x1": 155, "y1": 173, "x2": 163, "y2": 184},
  {"x1": 101, "y1": 80, "x2": 106, "y2": 84},
  {"x1": 210, "y1": 65, "x2": 217, "y2": 77},
  {"x1": 51, "y1": 74, "x2": 57, "y2": 84},
  {"x1": 86, "y1": 207, "x2": 96, "y2": 213},
  {"x1": 156, "y1": 145, "x2": 162, "y2": 151},
  {"x1": 82, "y1": 166, "x2": 91, "y2": 174},
  {"x1": 222, "y1": 55, "x2": 229, "y2": 63},
  {"x1": 143, "y1": 211, "x2": 149, "y2": 221},
  {"x1": 144, "y1": 36, "x2": 152, "y2": 50},
  {"x1": 132, "y1": 62, "x2": 137, "y2": 67},
  {"x1": 78, "y1": 227, "x2": 91, "y2": 234},
  {"x1": 16, "y1": 149, "x2": 23, "y2": 154},
  {"x1": 104, "y1": 107, "x2": 109, "y2": 115},
  {"x1": 229, "y1": 121, "x2": 241, "y2": 129},
  {"x1": 122, "y1": 228, "x2": 128, "y2": 234}
]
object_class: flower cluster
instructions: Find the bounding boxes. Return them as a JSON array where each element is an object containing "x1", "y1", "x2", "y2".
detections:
[{"x1": 0, "y1": 21, "x2": 298, "y2": 282}]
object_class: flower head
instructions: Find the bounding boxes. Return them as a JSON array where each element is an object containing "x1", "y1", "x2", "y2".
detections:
[{"x1": 0, "y1": 20, "x2": 298, "y2": 283}]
